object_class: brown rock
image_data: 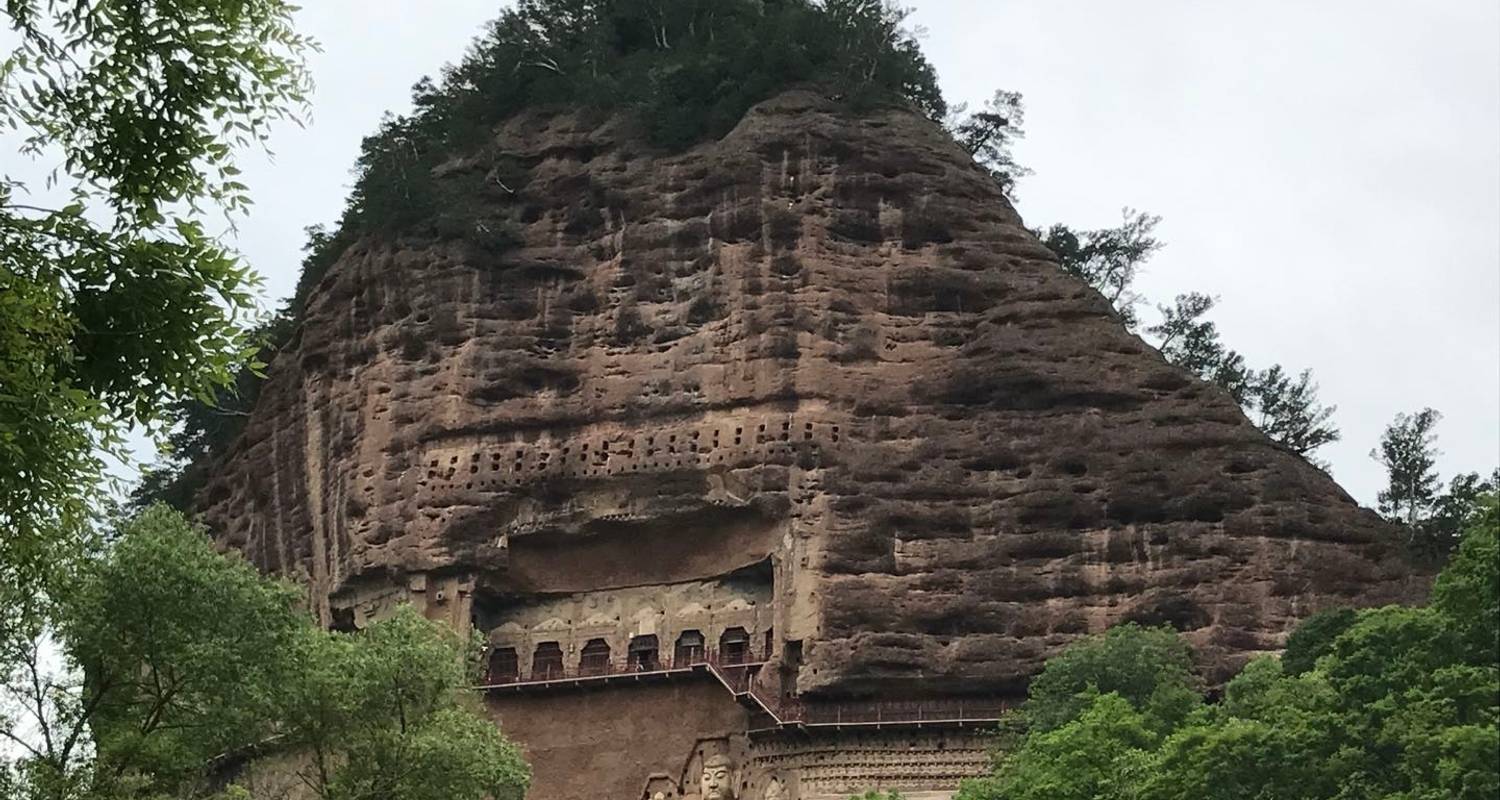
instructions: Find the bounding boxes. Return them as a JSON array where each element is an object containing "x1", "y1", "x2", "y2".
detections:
[{"x1": 201, "y1": 89, "x2": 1420, "y2": 709}]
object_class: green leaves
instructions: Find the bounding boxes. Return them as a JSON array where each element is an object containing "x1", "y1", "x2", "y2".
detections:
[
  {"x1": 949, "y1": 89, "x2": 1031, "y2": 201},
  {"x1": 1, "y1": 0, "x2": 310, "y2": 664},
  {"x1": 342, "y1": 0, "x2": 944, "y2": 236},
  {"x1": 1430, "y1": 498, "x2": 1500, "y2": 664},
  {"x1": 1370, "y1": 410, "x2": 1496, "y2": 558},
  {"x1": 1022, "y1": 623, "x2": 1200, "y2": 735},
  {"x1": 62, "y1": 506, "x2": 307, "y2": 790},
  {"x1": 1148, "y1": 293, "x2": 1340, "y2": 460},
  {"x1": 293, "y1": 609, "x2": 530, "y2": 800},
  {"x1": 5, "y1": 506, "x2": 531, "y2": 800},
  {"x1": 1039, "y1": 209, "x2": 1162, "y2": 328},
  {"x1": 2, "y1": 0, "x2": 314, "y2": 221}
]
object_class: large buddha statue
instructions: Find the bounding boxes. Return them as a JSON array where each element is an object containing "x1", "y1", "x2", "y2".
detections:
[{"x1": 699, "y1": 755, "x2": 737, "y2": 800}]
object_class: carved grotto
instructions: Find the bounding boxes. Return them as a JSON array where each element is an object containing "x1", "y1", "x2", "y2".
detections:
[{"x1": 200, "y1": 89, "x2": 1420, "y2": 799}]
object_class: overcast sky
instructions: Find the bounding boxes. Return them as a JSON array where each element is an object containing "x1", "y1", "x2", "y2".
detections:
[{"x1": 89, "y1": 1, "x2": 1500, "y2": 506}]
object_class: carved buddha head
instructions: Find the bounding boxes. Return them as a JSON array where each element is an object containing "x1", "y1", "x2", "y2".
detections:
[{"x1": 700, "y1": 755, "x2": 736, "y2": 800}]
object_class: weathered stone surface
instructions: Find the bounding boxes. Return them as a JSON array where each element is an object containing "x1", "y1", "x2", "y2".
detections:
[{"x1": 202, "y1": 88, "x2": 1420, "y2": 714}]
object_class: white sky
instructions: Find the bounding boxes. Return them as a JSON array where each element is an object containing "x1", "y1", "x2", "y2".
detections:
[{"x1": 17, "y1": 1, "x2": 1496, "y2": 506}]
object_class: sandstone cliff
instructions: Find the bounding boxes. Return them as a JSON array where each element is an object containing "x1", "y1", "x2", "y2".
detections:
[{"x1": 200, "y1": 89, "x2": 1419, "y2": 695}]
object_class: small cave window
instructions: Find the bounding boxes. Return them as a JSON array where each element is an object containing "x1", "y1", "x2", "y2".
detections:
[
  {"x1": 628, "y1": 635, "x2": 660, "y2": 672},
  {"x1": 719, "y1": 627, "x2": 750, "y2": 665},
  {"x1": 532, "y1": 641, "x2": 564, "y2": 680},
  {"x1": 675, "y1": 630, "x2": 706, "y2": 666},
  {"x1": 486, "y1": 647, "x2": 519, "y2": 684},
  {"x1": 785, "y1": 639, "x2": 804, "y2": 667},
  {"x1": 579, "y1": 638, "x2": 612, "y2": 676}
]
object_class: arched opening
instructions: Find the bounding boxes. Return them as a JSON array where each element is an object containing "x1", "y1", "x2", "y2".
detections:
[
  {"x1": 579, "y1": 638, "x2": 611, "y2": 676},
  {"x1": 628, "y1": 635, "x2": 660, "y2": 671},
  {"x1": 532, "y1": 641, "x2": 564, "y2": 680},
  {"x1": 719, "y1": 626, "x2": 750, "y2": 665},
  {"x1": 674, "y1": 630, "x2": 705, "y2": 666},
  {"x1": 486, "y1": 646, "x2": 518, "y2": 684}
]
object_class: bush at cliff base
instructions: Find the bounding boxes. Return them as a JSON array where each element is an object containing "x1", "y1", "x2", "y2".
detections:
[{"x1": 956, "y1": 498, "x2": 1499, "y2": 800}]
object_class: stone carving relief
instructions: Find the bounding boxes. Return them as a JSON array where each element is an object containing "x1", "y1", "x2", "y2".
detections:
[{"x1": 752, "y1": 732, "x2": 989, "y2": 799}]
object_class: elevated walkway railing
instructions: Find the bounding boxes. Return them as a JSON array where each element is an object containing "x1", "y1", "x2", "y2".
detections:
[
  {"x1": 479, "y1": 651, "x2": 764, "y2": 688},
  {"x1": 480, "y1": 654, "x2": 1010, "y2": 731}
]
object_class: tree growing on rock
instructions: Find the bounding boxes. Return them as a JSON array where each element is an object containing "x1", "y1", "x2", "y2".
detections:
[
  {"x1": 1037, "y1": 209, "x2": 1162, "y2": 328},
  {"x1": 1372, "y1": 408, "x2": 1496, "y2": 557},
  {"x1": 950, "y1": 89, "x2": 1032, "y2": 202},
  {"x1": 1372, "y1": 408, "x2": 1445, "y2": 532}
]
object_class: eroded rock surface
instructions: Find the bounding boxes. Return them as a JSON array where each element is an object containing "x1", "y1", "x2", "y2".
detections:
[{"x1": 202, "y1": 89, "x2": 1418, "y2": 698}]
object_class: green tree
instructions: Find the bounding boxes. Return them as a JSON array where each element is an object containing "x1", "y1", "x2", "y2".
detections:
[
  {"x1": 950, "y1": 89, "x2": 1031, "y2": 201},
  {"x1": 3, "y1": 505, "x2": 308, "y2": 798},
  {"x1": 1148, "y1": 292, "x2": 1252, "y2": 403},
  {"x1": 1021, "y1": 623, "x2": 1200, "y2": 734},
  {"x1": 958, "y1": 693, "x2": 1160, "y2": 800},
  {"x1": 1148, "y1": 294, "x2": 1338, "y2": 459},
  {"x1": 280, "y1": 606, "x2": 530, "y2": 800},
  {"x1": 1249, "y1": 365, "x2": 1339, "y2": 460},
  {"x1": 1372, "y1": 408, "x2": 1445, "y2": 536},
  {"x1": 1036, "y1": 209, "x2": 1162, "y2": 327},
  {"x1": 1425, "y1": 469, "x2": 1499, "y2": 556},
  {"x1": 1, "y1": 507, "x2": 530, "y2": 800},
  {"x1": 1279, "y1": 607, "x2": 1357, "y2": 676},
  {"x1": 1429, "y1": 497, "x2": 1499, "y2": 664},
  {"x1": 0, "y1": 0, "x2": 313, "y2": 614}
]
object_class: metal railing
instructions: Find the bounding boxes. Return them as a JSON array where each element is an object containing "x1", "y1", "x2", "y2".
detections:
[
  {"x1": 798, "y1": 697, "x2": 1011, "y2": 725},
  {"x1": 482, "y1": 649, "x2": 1011, "y2": 730},
  {"x1": 482, "y1": 649, "x2": 764, "y2": 687}
]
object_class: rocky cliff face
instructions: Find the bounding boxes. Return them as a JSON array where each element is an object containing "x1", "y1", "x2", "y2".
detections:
[{"x1": 201, "y1": 89, "x2": 1418, "y2": 694}]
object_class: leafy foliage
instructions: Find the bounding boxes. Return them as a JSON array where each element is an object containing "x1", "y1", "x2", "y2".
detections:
[
  {"x1": 1037, "y1": 209, "x2": 1162, "y2": 328},
  {"x1": 1147, "y1": 292, "x2": 1252, "y2": 403},
  {"x1": 1371, "y1": 409, "x2": 1494, "y2": 558},
  {"x1": 340, "y1": 0, "x2": 945, "y2": 239},
  {"x1": 0, "y1": 0, "x2": 312, "y2": 621},
  {"x1": 1021, "y1": 623, "x2": 1200, "y2": 734},
  {"x1": 1, "y1": 506, "x2": 530, "y2": 800},
  {"x1": 949, "y1": 89, "x2": 1030, "y2": 201},
  {"x1": 1373, "y1": 408, "x2": 1445, "y2": 530},
  {"x1": 1280, "y1": 607, "x2": 1357, "y2": 677},
  {"x1": 957, "y1": 500, "x2": 1500, "y2": 800},
  {"x1": 281, "y1": 607, "x2": 530, "y2": 800},
  {"x1": 1249, "y1": 365, "x2": 1339, "y2": 458},
  {"x1": 1147, "y1": 294, "x2": 1341, "y2": 461}
]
